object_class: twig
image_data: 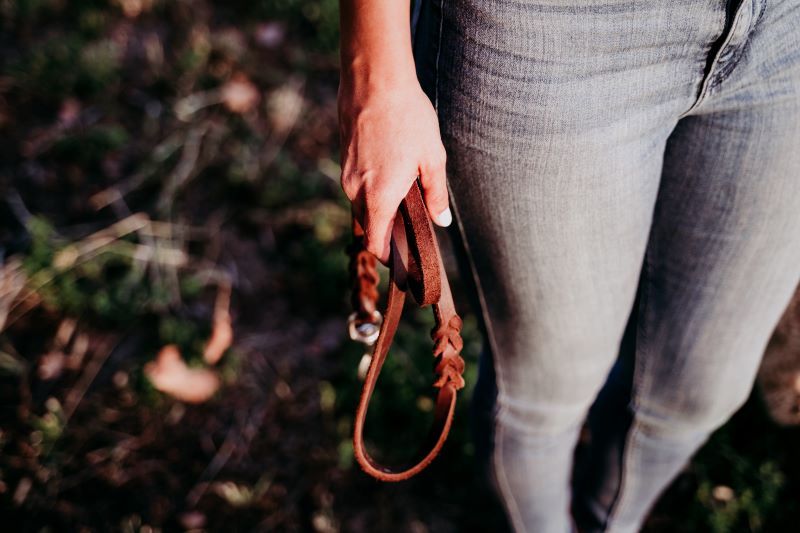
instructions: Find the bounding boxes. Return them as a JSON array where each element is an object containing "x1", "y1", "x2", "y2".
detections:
[
  {"x1": 259, "y1": 75, "x2": 306, "y2": 175},
  {"x1": 89, "y1": 132, "x2": 185, "y2": 210},
  {"x1": 61, "y1": 334, "x2": 118, "y2": 424},
  {"x1": 2, "y1": 215, "x2": 191, "y2": 329},
  {"x1": 158, "y1": 123, "x2": 209, "y2": 215}
]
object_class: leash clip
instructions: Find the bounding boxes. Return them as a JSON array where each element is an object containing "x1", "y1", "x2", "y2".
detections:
[
  {"x1": 347, "y1": 310, "x2": 383, "y2": 346},
  {"x1": 348, "y1": 310, "x2": 382, "y2": 381}
]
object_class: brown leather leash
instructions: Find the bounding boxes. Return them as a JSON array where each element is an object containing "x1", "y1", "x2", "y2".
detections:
[{"x1": 346, "y1": 180, "x2": 466, "y2": 482}]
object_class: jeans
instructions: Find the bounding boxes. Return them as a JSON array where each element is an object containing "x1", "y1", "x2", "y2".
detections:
[{"x1": 411, "y1": 1, "x2": 800, "y2": 532}]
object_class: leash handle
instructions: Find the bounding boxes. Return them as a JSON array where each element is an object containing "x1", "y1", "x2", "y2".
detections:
[{"x1": 348, "y1": 180, "x2": 466, "y2": 482}]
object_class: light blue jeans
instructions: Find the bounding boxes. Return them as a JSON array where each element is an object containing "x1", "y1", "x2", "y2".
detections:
[{"x1": 411, "y1": 1, "x2": 800, "y2": 531}]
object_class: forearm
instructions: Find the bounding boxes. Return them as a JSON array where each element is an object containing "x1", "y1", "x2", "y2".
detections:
[
  {"x1": 337, "y1": 1, "x2": 449, "y2": 263},
  {"x1": 339, "y1": 0, "x2": 417, "y2": 90}
]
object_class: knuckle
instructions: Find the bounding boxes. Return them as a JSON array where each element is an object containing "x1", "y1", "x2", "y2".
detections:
[
  {"x1": 344, "y1": 169, "x2": 381, "y2": 199},
  {"x1": 422, "y1": 173, "x2": 447, "y2": 195},
  {"x1": 364, "y1": 187, "x2": 398, "y2": 216},
  {"x1": 422, "y1": 155, "x2": 446, "y2": 175}
]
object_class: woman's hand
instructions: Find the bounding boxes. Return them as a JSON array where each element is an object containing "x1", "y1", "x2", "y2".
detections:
[
  {"x1": 338, "y1": 77, "x2": 451, "y2": 265},
  {"x1": 337, "y1": 0, "x2": 450, "y2": 264}
]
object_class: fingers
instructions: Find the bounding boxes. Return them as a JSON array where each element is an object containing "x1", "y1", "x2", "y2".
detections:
[
  {"x1": 341, "y1": 146, "x2": 449, "y2": 266},
  {"x1": 341, "y1": 176, "x2": 396, "y2": 265},
  {"x1": 362, "y1": 199, "x2": 394, "y2": 265},
  {"x1": 419, "y1": 147, "x2": 451, "y2": 227}
]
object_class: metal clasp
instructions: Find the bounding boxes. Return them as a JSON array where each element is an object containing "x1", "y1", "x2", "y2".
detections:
[
  {"x1": 347, "y1": 310, "x2": 382, "y2": 345},
  {"x1": 347, "y1": 310, "x2": 382, "y2": 380}
]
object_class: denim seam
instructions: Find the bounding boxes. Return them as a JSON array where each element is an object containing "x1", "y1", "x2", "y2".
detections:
[
  {"x1": 433, "y1": 0, "x2": 445, "y2": 110},
  {"x1": 445, "y1": 145, "x2": 528, "y2": 533},
  {"x1": 602, "y1": 246, "x2": 654, "y2": 529},
  {"x1": 754, "y1": 0, "x2": 767, "y2": 29}
]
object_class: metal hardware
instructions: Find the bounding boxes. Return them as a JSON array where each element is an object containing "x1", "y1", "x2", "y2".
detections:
[{"x1": 347, "y1": 310, "x2": 382, "y2": 346}]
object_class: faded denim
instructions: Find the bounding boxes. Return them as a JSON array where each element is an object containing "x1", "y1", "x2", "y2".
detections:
[{"x1": 411, "y1": 0, "x2": 800, "y2": 532}]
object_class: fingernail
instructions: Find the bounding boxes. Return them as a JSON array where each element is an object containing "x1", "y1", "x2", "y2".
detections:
[{"x1": 435, "y1": 208, "x2": 452, "y2": 227}]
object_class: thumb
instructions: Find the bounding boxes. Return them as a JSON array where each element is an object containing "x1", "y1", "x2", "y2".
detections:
[{"x1": 419, "y1": 156, "x2": 451, "y2": 227}]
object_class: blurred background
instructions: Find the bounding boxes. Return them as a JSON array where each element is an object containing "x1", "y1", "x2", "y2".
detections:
[{"x1": 1, "y1": 1, "x2": 799, "y2": 531}]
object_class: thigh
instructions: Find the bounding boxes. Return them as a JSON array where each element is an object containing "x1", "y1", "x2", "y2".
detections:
[
  {"x1": 633, "y1": 1, "x2": 800, "y2": 429},
  {"x1": 427, "y1": 0, "x2": 719, "y2": 430}
]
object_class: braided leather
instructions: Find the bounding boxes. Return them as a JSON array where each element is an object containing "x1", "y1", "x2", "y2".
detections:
[
  {"x1": 347, "y1": 240, "x2": 380, "y2": 319},
  {"x1": 431, "y1": 315, "x2": 466, "y2": 389}
]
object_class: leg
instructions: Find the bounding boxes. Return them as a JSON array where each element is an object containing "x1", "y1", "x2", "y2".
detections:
[
  {"x1": 574, "y1": 1, "x2": 800, "y2": 529},
  {"x1": 414, "y1": 1, "x2": 726, "y2": 530}
]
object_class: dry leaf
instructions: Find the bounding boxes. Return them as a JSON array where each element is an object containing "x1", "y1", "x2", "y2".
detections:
[
  {"x1": 179, "y1": 511, "x2": 207, "y2": 530},
  {"x1": 712, "y1": 485, "x2": 735, "y2": 502},
  {"x1": 145, "y1": 345, "x2": 219, "y2": 403},
  {"x1": 58, "y1": 98, "x2": 81, "y2": 127},
  {"x1": 38, "y1": 351, "x2": 66, "y2": 381},
  {"x1": 115, "y1": 0, "x2": 154, "y2": 18},
  {"x1": 203, "y1": 314, "x2": 232, "y2": 365},
  {"x1": 267, "y1": 81, "x2": 303, "y2": 134},
  {"x1": 203, "y1": 283, "x2": 233, "y2": 364},
  {"x1": 221, "y1": 74, "x2": 260, "y2": 114}
]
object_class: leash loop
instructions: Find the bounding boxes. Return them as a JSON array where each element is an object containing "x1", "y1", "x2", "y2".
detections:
[{"x1": 347, "y1": 180, "x2": 466, "y2": 481}]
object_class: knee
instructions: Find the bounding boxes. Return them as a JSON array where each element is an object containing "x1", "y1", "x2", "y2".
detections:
[
  {"x1": 494, "y1": 343, "x2": 625, "y2": 440},
  {"x1": 496, "y1": 394, "x2": 586, "y2": 440},
  {"x1": 489, "y1": 304, "x2": 634, "y2": 438},
  {"x1": 633, "y1": 380, "x2": 754, "y2": 440},
  {"x1": 497, "y1": 363, "x2": 613, "y2": 439}
]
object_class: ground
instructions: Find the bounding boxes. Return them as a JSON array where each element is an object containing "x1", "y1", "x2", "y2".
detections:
[{"x1": 0, "y1": 1, "x2": 798, "y2": 531}]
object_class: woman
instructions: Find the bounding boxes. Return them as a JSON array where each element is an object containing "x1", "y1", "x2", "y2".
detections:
[{"x1": 337, "y1": 1, "x2": 800, "y2": 531}]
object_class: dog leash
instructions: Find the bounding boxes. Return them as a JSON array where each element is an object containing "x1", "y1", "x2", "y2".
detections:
[{"x1": 346, "y1": 180, "x2": 466, "y2": 481}]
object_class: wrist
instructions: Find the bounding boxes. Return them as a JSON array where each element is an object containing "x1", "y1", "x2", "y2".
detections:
[{"x1": 340, "y1": 52, "x2": 418, "y2": 94}]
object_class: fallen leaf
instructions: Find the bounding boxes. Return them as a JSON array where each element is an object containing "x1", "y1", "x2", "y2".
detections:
[
  {"x1": 116, "y1": 0, "x2": 154, "y2": 18},
  {"x1": 203, "y1": 282, "x2": 233, "y2": 364},
  {"x1": 58, "y1": 98, "x2": 81, "y2": 127},
  {"x1": 38, "y1": 351, "x2": 65, "y2": 381},
  {"x1": 145, "y1": 345, "x2": 219, "y2": 403},
  {"x1": 203, "y1": 315, "x2": 232, "y2": 365},
  {"x1": 267, "y1": 80, "x2": 303, "y2": 134},
  {"x1": 712, "y1": 485, "x2": 735, "y2": 502},
  {"x1": 221, "y1": 74, "x2": 260, "y2": 114},
  {"x1": 13, "y1": 477, "x2": 32, "y2": 506},
  {"x1": 179, "y1": 511, "x2": 207, "y2": 529}
]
